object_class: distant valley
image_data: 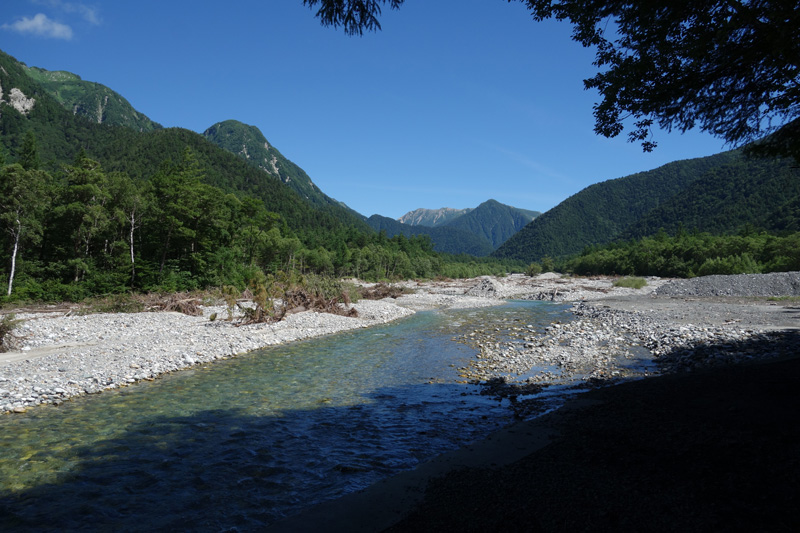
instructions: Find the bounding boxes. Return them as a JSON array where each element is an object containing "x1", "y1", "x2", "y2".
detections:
[{"x1": 371, "y1": 200, "x2": 541, "y2": 256}]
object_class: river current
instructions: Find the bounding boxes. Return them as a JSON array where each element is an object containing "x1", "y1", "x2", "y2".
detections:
[{"x1": 0, "y1": 301, "x2": 570, "y2": 531}]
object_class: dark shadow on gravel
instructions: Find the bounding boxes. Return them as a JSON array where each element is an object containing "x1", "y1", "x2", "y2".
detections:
[{"x1": 387, "y1": 330, "x2": 800, "y2": 533}]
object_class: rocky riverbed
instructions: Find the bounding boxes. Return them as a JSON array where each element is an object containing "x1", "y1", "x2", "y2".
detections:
[
  {"x1": 449, "y1": 273, "x2": 799, "y2": 414},
  {"x1": 2, "y1": 272, "x2": 799, "y2": 415}
]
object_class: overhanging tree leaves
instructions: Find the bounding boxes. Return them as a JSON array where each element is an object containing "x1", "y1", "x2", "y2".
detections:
[
  {"x1": 303, "y1": 0, "x2": 800, "y2": 160},
  {"x1": 303, "y1": 0, "x2": 405, "y2": 35},
  {"x1": 521, "y1": 0, "x2": 800, "y2": 159}
]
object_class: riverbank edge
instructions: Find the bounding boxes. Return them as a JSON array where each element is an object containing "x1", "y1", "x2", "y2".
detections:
[
  {"x1": 265, "y1": 272, "x2": 800, "y2": 531},
  {"x1": 267, "y1": 336, "x2": 800, "y2": 533},
  {"x1": 0, "y1": 282, "x2": 512, "y2": 414},
  {"x1": 268, "y1": 351, "x2": 799, "y2": 532}
]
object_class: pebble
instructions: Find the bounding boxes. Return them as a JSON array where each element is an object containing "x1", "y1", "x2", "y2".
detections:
[
  {"x1": 0, "y1": 299, "x2": 418, "y2": 414},
  {"x1": 2, "y1": 272, "x2": 797, "y2": 414}
]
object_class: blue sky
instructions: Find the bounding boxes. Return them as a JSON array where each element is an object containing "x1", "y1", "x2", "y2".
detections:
[{"x1": 1, "y1": 0, "x2": 729, "y2": 219}]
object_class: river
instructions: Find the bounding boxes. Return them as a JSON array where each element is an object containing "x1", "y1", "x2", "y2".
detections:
[{"x1": 0, "y1": 301, "x2": 570, "y2": 531}]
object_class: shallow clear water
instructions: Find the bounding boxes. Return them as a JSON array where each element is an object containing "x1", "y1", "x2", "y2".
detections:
[{"x1": 0, "y1": 301, "x2": 570, "y2": 531}]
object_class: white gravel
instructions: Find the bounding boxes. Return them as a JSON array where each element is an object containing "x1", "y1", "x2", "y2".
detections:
[{"x1": 3, "y1": 272, "x2": 796, "y2": 414}]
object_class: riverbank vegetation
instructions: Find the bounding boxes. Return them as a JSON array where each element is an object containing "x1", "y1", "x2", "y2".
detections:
[
  {"x1": 0, "y1": 143, "x2": 522, "y2": 305},
  {"x1": 560, "y1": 230, "x2": 800, "y2": 278}
]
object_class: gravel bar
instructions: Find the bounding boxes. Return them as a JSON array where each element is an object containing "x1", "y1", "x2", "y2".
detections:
[{"x1": 2, "y1": 272, "x2": 798, "y2": 414}]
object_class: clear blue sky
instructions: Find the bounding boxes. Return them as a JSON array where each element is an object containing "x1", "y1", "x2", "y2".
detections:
[{"x1": 2, "y1": 0, "x2": 728, "y2": 219}]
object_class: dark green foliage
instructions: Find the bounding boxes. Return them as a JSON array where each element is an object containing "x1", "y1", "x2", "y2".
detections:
[
  {"x1": 24, "y1": 66, "x2": 162, "y2": 133},
  {"x1": 493, "y1": 150, "x2": 799, "y2": 263},
  {"x1": 540, "y1": 256, "x2": 555, "y2": 273},
  {"x1": 566, "y1": 231, "x2": 800, "y2": 278},
  {"x1": 525, "y1": 262, "x2": 542, "y2": 277},
  {"x1": 622, "y1": 156, "x2": 800, "y2": 239},
  {"x1": 367, "y1": 215, "x2": 495, "y2": 256},
  {"x1": 443, "y1": 199, "x2": 539, "y2": 249}
]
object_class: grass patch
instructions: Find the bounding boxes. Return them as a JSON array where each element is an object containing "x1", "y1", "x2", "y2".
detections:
[
  {"x1": 613, "y1": 276, "x2": 648, "y2": 289},
  {"x1": 768, "y1": 295, "x2": 800, "y2": 302}
]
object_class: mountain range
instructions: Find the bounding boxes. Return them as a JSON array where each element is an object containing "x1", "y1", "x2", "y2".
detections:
[
  {"x1": 398, "y1": 207, "x2": 473, "y2": 227},
  {"x1": 366, "y1": 200, "x2": 540, "y2": 256},
  {"x1": 2, "y1": 47, "x2": 797, "y2": 268},
  {"x1": 2, "y1": 52, "x2": 539, "y2": 255}
]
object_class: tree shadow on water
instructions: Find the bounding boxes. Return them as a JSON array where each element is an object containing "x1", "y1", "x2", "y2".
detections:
[
  {"x1": 389, "y1": 330, "x2": 800, "y2": 532},
  {"x1": 0, "y1": 381, "x2": 510, "y2": 532}
]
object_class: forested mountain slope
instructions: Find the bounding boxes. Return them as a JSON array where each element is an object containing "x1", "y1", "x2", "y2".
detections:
[
  {"x1": 621, "y1": 156, "x2": 799, "y2": 239},
  {"x1": 203, "y1": 120, "x2": 358, "y2": 216},
  {"x1": 445, "y1": 199, "x2": 540, "y2": 249},
  {"x1": 493, "y1": 150, "x2": 742, "y2": 262},
  {"x1": 23, "y1": 66, "x2": 162, "y2": 132},
  {"x1": 0, "y1": 50, "x2": 370, "y2": 240},
  {"x1": 367, "y1": 215, "x2": 495, "y2": 256}
]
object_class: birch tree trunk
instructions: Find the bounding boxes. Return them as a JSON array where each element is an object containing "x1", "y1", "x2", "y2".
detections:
[{"x1": 7, "y1": 218, "x2": 20, "y2": 297}]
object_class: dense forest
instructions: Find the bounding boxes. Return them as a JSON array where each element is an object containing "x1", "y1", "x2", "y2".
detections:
[
  {"x1": 3, "y1": 46, "x2": 800, "y2": 304},
  {"x1": 0, "y1": 140, "x2": 459, "y2": 301},
  {"x1": 0, "y1": 50, "x2": 523, "y2": 302},
  {"x1": 492, "y1": 150, "x2": 800, "y2": 263},
  {"x1": 562, "y1": 229, "x2": 800, "y2": 278}
]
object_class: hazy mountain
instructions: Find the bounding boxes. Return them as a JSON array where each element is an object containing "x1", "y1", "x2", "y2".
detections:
[
  {"x1": 445, "y1": 199, "x2": 540, "y2": 249},
  {"x1": 366, "y1": 215, "x2": 495, "y2": 256},
  {"x1": 396, "y1": 200, "x2": 540, "y2": 250},
  {"x1": 23, "y1": 66, "x2": 162, "y2": 132},
  {"x1": 398, "y1": 207, "x2": 473, "y2": 227}
]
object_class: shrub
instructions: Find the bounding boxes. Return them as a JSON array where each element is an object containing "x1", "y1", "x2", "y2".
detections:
[
  {"x1": 540, "y1": 256, "x2": 556, "y2": 273},
  {"x1": 0, "y1": 314, "x2": 21, "y2": 353},
  {"x1": 613, "y1": 277, "x2": 648, "y2": 289},
  {"x1": 696, "y1": 253, "x2": 761, "y2": 277},
  {"x1": 526, "y1": 262, "x2": 543, "y2": 277}
]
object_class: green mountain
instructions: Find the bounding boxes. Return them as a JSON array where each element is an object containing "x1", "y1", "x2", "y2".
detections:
[
  {"x1": 493, "y1": 151, "x2": 741, "y2": 263},
  {"x1": 366, "y1": 215, "x2": 495, "y2": 256},
  {"x1": 444, "y1": 199, "x2": 540, "y2": 249},
  {"x1": 395, "y1": 200, "x2": 540, "y2": 252},
  {"x1": 23, "y1": 66, "x2": 162, "y2": 132},
  {"x1": 621, "y1": 155, "x2": 799, "y2": 239},
  {"x1": 202, "y1": 120, "x2": 367, "y2": 229},
  {"x1": 398, "y1": 207, "x2": 473, "y2": 227},
  {"x1": 202, "y1": 120, "x2": 353, "y2": 212},
  {"x1": 494, "y1": 150, "x2": 800, "y2": 263},
  {"x1": 0, "y1": 50, "x2": 369, "y2": 241}
]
